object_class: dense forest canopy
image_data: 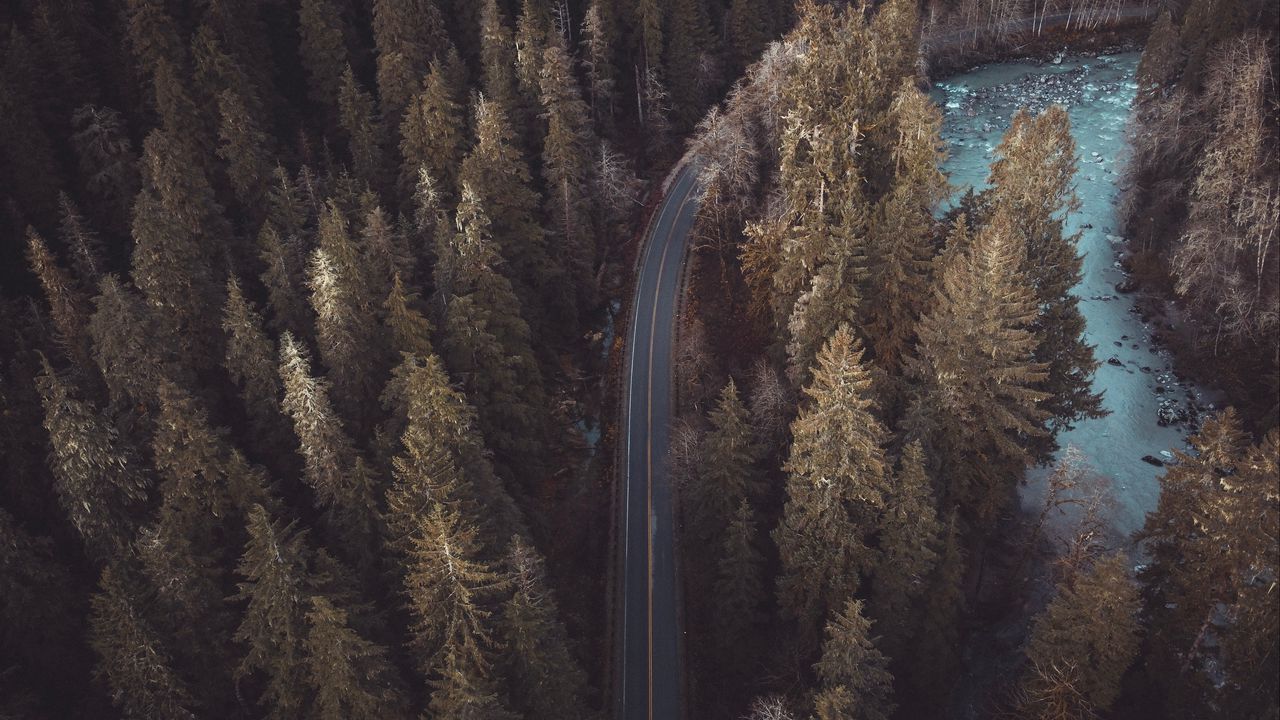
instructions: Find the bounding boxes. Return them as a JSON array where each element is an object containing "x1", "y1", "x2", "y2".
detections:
[{"x1": 0, "y1": 0, "x2": 1276, "y2": 719}]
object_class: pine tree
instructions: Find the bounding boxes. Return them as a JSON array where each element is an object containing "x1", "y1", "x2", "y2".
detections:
[
  {"x1": 1022, "y1": 554, "x2": 1140, "y2": 714},
  {"x1": 513, "y1": 0, "x2": 552, "y2": 140},
  {"x1": 0, "y1": 505, "x2": 82, "y2": 674},
  {"x1": 695, "y1": 379, "x2": 763, "y2": 537},
  {"x1": 635, "y1": 0, "x2": 664, "y2": 76},
  {"x1": 540, "y1": 37, "x2": 600, "y2": 319},
  {"x1": 905, "y1": 208, "x2": 1049, "y2": 529},
  {"x1": 383, "y1": 274, "x2": 435, "y2": 359},
  {"x1": 812, "y1": 599, "x2": 895, "y2": 720},
  {"x1": 123, "y1": 0, "x2": 184, "y2": 83},
  {"x1": 728, "y1": 0, "x2": 772, "y2": 74},
  {"x1": 868, "y1": 441, "x2": 941, "y2": 662},
  {"x1": 862, "y1": 82, "x2": 947, "y2": 381},
  {"x1": 372, "y1": 0, "x2": 446, "y2": 127},
  {"x1": 151, "y1": 59, "x2": 217, "y2": 177},
  {"x1": 713, "y1": 498, "x2": 766, "y2": 652},
  {"x1": 1136, "y1": 411, "x2": 1279, "y2": 719},
  {"x1": 70, "y1": 105, "x2": 139, "y2": 231},
  {"x1": 988, "y1": 107, "x2": 1102, "y2": 454},
  {"x1": 438, "y1": 183, "x2": 550, "y2": 487},
  {"x1": 309, "y1": 203, "x2": 384, "y2": 429},
  {"x1": 663, "y1": 0, "x2": 716, "y2": 129},
  {"x1": 89, "y1": 563, "x2": 199, "y2": 720},
  {"x1": 458, "y1": 94, "x2": 562, "y2": 337},
  {"x1": 338, "y1": 67, "x2": 389, "y2": 191},
  {"x1": 478, "y1": 0, "x2": 523, "y2": 123},
  {"x1": 57, "y1": 193, "x2": 109, "y2": 287},
  {"x1": 398, "y1": 59, "x2": 466, "y2": 200},
  {"x1": 500, "y1": 535, "x2": 590, "y2": 720},
  {"x1": 403, "y1": 502, "x2": 514, "y2": 718},
  {"x1": 774, "y1": 326, "x2": 889, "y2": 647},
  {"x1": 217, "y1": 87, "x2": 274, "y2": 210},
  {"x1": 1135, "y1": 10, "x2": 1181, "y2": 99},
  {"x1": 298, "y1": 0, "x2": 350, "y2": 118},
  {"x1": 230, "y1": 504, "x2": 313, "y2": 719},
  {"x1": 277, "y1": 333, "x2": 381, "y2": 556},
  {"x1": 784, "y1": 239, "x2": 863, "y2": 386},
  {"x1": 902, "y1": 511, "x2": 964, "y2": 717},
  {"x1": 88, "y1": 275, "x2": 190, "y2": 411},
  {"x1": 26, "y1": 229, "x2": 92, "y2": 372},
  {"x1": 36, "y1": 357, "x2": 150, "y2": 557},
  {"x1": 303, "y1": 596, "x2": 408, "y2": 720},
  {"x1": 223, "y1": 276, "x2": 289, "y2": 450},
  {"x1": 256, "y1": 221, "x2": 311, "y2": 337},
  {"x1": 581, "y1": 0, "x2": 618, "y2": 128}
]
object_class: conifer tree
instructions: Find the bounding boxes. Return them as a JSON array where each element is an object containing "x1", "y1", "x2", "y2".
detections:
[
  {"x1": 298, "y1": 0, "x2": 350, "y2": 118},
  {"x1": 124, "y1": 0, "x2": 184, "y2": 83},
  {"x1": 0, "y1": 507, "x2": 81, "y2": 675},
  {"x1": 988, "y1": 107, "x2": 1102, "y2": 452},
  {"x1": 458, "y1": 94, "x2": 562, "y2": 336},
  {"x1": 257, "y1": 222, "x2": 311, "y2": 337},
  {"x1": 500, "y1": 535, "x2": 590, "y2": 720},
  {"x1": 1136, "y1": 10, "x2": 1181, "y2": 99},
  {"x1": 902, "y1": 511, "x2": 964, "y2": 716},
  {"x1": 714, "y1": 498, "x2": 766, "y2": 652},
  {"x1": 88, "y1": 275, "x2": 190, "y2": 411},
  {"x1": 582, "y1": 0, "x2": 619, "y2": 128},
  {"x1": 862, "y1": 82, "x2": 947, "y2": 381},
  {"x1": 26, "y1": 229, "x2": 92, "y2": 372},
  {"x1": 868, "y1": 441, "x2": 941, "y2": 662},
  {"x1": 398, "y1": 59, "x2": 466, "y2": 200},
  {"x1": 277, "y1": 333, "x2": 381, "y2": 555},
  {"x1": 57, "y1": 193, "x2": 108, "y2": 287},
  {"x1": 478, "y1": 0, "x2": 523, "y2": 124},
  {"x1": 774, "y1": 326, "x2": 890, "y2": 647},
  {"x1": 372, "y1": 0, "x2": 447, "y2": 127},
  {"x1": 338, "y1": 67, "x2": 389, "y2": 191},
  {"x1": 36, "y1": 357, "x2": 150, "y2": 557},
  {"x1": 404, "y1": 502, "x2": 514, "y2": 718},
  {"x1": 383, "y1": 274, "x2": 435, "y2": 359},
  {"x1": 696, "y1": 379, "x2": 763, "y2": 537},
  {"x1": 217, "y1": 87, "x2": 274, "y2": 210},
  {"x1": 303, "y1": 595, "x2": 408, "y2": 720},
  {"x1": 812, "y1": 599, "x2": 895, "y2": 720},
  {"x1": 309, "y1": 203, "x2": 384, "y2": 429},
  {"x1": 540, "y1": 38, "x2": 600, "y2": 316},
  {"x1": 151, "y1": 59, "x2": 217, "y2": 176},
  {"x1": 635, "y1": 0, "x2": 664, "y2": 76},
  {"x1": 728, "y1": 0, "x2": 772, "y2": 74},
  {"x1": 223, "y1": 276, "x2": 289, "y2": 451},
  {"x1": 514, "y1": 0, "x2": 552, "y2": 138},
  {"x1": 784, "y1": 240, "x2": 863, "y2": 386},
  {"x1": 358, "y1": 204, "x2": 413, "y2": 307},
  {"x1": 663, "y1": 0, "x2": 716, "y2": 129},
  {"x1": 70, "y1": 105, "x2": 139, "y2": 230},
  {"x1": 905, "y1": 208, "x2": 1049, "y2": 529},
  {"x1": 90, "y1": 563, "x2": 199, "y2": 720},
  {"x1": 1136, "y1": 411, "x2": 1279, "y2": 719},
  {"x1": 1021, "y1": 554, "x2": 1140, "y2": 715},
  {"x1": 438, "y1": 183, "x2": 550, "y2": 486}
]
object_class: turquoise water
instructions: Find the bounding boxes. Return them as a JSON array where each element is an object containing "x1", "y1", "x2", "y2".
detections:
[{"x1": 934, "y1": 53, "x2": 1215, "y2": 545}]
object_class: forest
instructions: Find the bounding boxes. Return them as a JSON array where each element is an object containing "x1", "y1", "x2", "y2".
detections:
[{"x1": 0, "y1": 1, "x2": 1275, "y2": 720}]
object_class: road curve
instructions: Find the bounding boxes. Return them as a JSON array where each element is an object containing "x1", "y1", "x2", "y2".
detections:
[{"x1": 618, "y1": 164, "x2": 701, "y2": 720}]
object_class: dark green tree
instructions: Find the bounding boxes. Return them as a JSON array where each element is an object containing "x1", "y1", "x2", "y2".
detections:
[
  {"x1": 812, "y1": 599, "x2": 895, "y2": 720},
  {"x1": 398, "y1": 59, "x2": 466, "y2": 200}
]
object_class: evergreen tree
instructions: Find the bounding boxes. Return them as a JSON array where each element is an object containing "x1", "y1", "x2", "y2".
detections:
[
  {"x1": 36, "y1": 357, "x2": 150, "y2": 557},
  {"x1": 0, "y1": 507, "x2": 82, "y2": 678},
  {"x1": 540, "y1": 37, "x2": 600, "y2": 320},
  {"x1": 635, "y1": 0, "x2": 664, "y2": 76},
  {"x1": 1135, "y1": 10, "x2": 1181, "y2": 99},
  {"x1": 151, "y1": 59, "x2": 217, "y2": 177},
  {"x1": 123, "y1": 0, "x2": 184, "y2": 83},
  {"x1": 458, "y1": 95, "x2": 563, "y2": 337},
  {"x1": 500, "y1": 535, "x2": 590, "y2": 720},
  {"x1": 812, "y1": 599, "x2": 895, "y2": 720},
  {"x1": 901, "y1": 511, "x2": 964, "y2": 717},
  {"x1": 338, "y1": 67, "x2": 389, "y2": 191},
  {"x1": 277, "y1": 333, "x2": 381, "y2": 556},
  {"x1": 663, "y1": 0, "x2": 716, "y2": 129},
  {"x1": 696, "y1": 379, "x2": 763, "y2": 537},
  {"x1": 222, "y1": 276, "x2": 289, "y2": 452},
  {"x1": 713, "y1": 498, "x2": 766, "y2": 653},
  {"x1": 403, "y1": 502, "x2": 514, "y2": 718},
  {"x1": 862, "y1": 82, "x2": 947, "y2": 381},
  {"x1": 57, "y1": 193, "x2": 109, "y2": 288},
  {"x1": 398, "y1": 59, "x2": 466, "y2": 200},
  {"x1": 478, "y1": 0, "x2": 523, "y2": 124},
  {"x1": 70, "y1": 105, "x2": 139, "y2": 231},
  {"x1": 372, "y1": 0, "x2": 447, "y2": 127},
  {"x1": 1136, "y1": 411, "x2": 1279, "y2": 719},
  {"x1": 298, "y1": 0, "x2": 350, "y2": 118},
  {"x1": 868, "y1": 441, "x2": 941, "y2": 662},
  {"x1": 581, "y1": 0, "x2": 619, "y2": 128},
  {"x1": 438, "y1": 183, "x2": 550, "y2": 488},
  {"x1": 513, "y1": 0, "x2": 552, "y2": 140},
  {"x1": 303, "y1": 596, "x2": 408, "y2": 720},
  {"x1": 257, "y1": 221, "x2": 312, "y2": 337},
  {"x1": 1022, "y1": 554, "x2": 1141, "y2": 715},
  {"x1": 988, "y1": 107, "x2": 1102, "y2": 453},
  {"x1": 26, "y1": 229, "x2": 92, "y2": 372},
  {"x1": 89, "y1": 563, "x2": 199, "y2": 720},
  {"x1": 88, "y1": 275, "x2": 190, "y2": 411},
  {"x1": 728, "y1": 0, "x2": 772, "y2": 74},
  {"x1": 905, "y1": 208, "x2": 1049, "y2": 529},
  {"x1": 217, "y1": 87, "x2": 274, "y2": 210},
  {"x1": 383, "y1": 274, "x2": 435, "y2": 359},
  {"x1": 774, "y1": 326, "x2": 890, "y2": 647}
]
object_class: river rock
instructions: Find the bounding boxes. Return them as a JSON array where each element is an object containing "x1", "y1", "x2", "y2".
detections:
[
  {"x1": 1142, "y1": 455, "x2": 1164, "y2": 467},
  {"x1": 1107, "y1": 356, "x2": 1124, "y2": 367}
]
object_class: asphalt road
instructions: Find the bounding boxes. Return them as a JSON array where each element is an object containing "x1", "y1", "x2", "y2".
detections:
[{"x1": 619, "y1": 164, "x2": 701, "y2": 720}]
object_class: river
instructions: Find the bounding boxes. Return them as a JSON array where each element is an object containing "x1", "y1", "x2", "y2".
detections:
[{"x1": 932, "y1": 52, "x2": 1217, "y2": 549}]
